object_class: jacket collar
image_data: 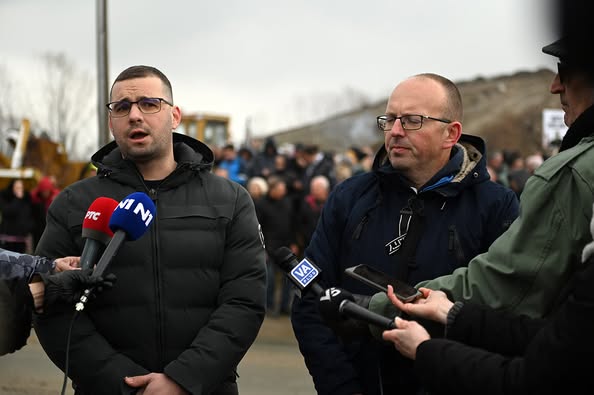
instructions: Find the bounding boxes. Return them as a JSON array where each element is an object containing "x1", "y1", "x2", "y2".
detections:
[
  {"x1": 91, "y1": 132, "x2": 214, "y2": 175},
  {"x1": 559, "y1": 104, "x2": 594, "y2": 152},
  {"x1": 372, "y1": 133, "x2": 489, "y2": 194}
]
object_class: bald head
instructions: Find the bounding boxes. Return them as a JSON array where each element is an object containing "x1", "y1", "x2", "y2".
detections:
[
  {"x1": 411, "y1": 73, "x2": 463, "y2": 122},
  {"x1": 310, "y1": 175, "x2": 330, "y2": 201}
]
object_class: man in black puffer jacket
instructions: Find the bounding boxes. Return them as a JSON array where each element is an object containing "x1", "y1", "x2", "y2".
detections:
[{"x1": 33, "y1": 65, "x2": 266, "y2": 395}]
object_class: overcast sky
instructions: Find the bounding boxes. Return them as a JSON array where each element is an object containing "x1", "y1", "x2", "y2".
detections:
[{"x1": 0, "y1": 0, "x2": 558, "y2": 152}]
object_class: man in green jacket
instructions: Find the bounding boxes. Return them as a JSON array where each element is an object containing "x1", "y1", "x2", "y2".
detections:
[{"x1": 369, "y1": 37, "x2": 594, "y2": 320}]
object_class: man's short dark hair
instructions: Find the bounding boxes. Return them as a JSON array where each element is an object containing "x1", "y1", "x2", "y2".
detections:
[{"x1": 110, "y1": 65, "x2": 173, "y2": 102}]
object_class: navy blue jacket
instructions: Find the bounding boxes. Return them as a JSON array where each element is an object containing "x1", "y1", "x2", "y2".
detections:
[{"x1": 291, "y1": 134, "x2": 519, "y2": 395}]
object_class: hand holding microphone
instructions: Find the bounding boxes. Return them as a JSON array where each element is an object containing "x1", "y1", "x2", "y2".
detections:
[
  {"x1": 39, "y1": 269, "x2": 117, "y2": 313},
  {"x1": 269, "y1": 246, "x2": 325, "y2": 296},
  {"x1": 75, "y1": 192, "x2": 156, "y2": 311},
  {"x1": 318, "y1": 287, "x2": 396, "y2": 330},
  {"x1": 270, "y1": 247, "x2": 395, "y2": 331}
]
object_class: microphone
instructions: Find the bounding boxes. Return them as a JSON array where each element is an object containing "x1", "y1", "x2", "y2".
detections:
[
  {"x1": 270, "y1": 246, "x2": 324, "y2": 296},
  {"x1": 80, "y1": 197, "x2": 118, "y2": 270},
  {"x1": 75, "y1": 192, "x2": 156, "y2": 311},
  {"x1": 318, "y1": 287, "x2": 396, "y2": 330},
  {"x1": 270, "y1": 247, "x2": 394, "y2": 330}
]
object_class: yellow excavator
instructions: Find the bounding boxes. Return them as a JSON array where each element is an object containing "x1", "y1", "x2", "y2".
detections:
[{"x1": 177, "y1": 112, "x2": 231, "y2": 149}]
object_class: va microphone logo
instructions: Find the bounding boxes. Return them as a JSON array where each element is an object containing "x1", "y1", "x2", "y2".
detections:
[
  {"x1": 118, "y1": 197, "x2": 154, "y2": 226},
  {"x1": 290, "y1": 258, "x2": 319, "y2": 287}
]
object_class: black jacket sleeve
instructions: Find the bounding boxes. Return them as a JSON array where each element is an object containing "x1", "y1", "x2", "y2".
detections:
[
  {"x1": 0, "y1": 279, "x2": 33, "y2": 355},
  {"x1": 0, "y1": 246, "x2": 56, "y2": 355},
  {"x1": 446, "y1": 303, "x2": 545, "y2": 355},
  {"x1": 413, "y1": 262, "x2": 594, "y2": 395}
]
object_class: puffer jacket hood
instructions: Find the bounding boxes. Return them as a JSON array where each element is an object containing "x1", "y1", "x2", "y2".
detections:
[
  {"x1": 371, "y1": 133, "x2": 489, "y2": 197},
  {"x1": 91, "y1": 132, "x2": 214, "y2": 175}
]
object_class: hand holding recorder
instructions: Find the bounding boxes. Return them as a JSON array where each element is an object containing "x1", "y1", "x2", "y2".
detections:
[
  {"x1": 386, "y1": 286, "x2": 453, "y2": 325},
  {"x1": 344, "y1": 264, "x2": 422, "y2": 302}
]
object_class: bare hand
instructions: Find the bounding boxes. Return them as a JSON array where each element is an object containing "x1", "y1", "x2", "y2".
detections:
[
  {"x1": 382, "y1": 316, "x2": 430, "y2": 360},
  {"x1": 53, "y1": 256, "x2": 81, "y2": 272},
  {"x1": 387, "y1": 285, "x2": 453, "y2": 324},
  {"x1": 125, "y1": 373, "x2": 188, "y2": 395}
]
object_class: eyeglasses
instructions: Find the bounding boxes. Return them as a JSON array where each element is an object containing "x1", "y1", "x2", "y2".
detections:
[
  {"x1": 376, "y1": 114, "x2": 451, "y2": 131},
  {"x1": 106, "y1": 97, "x2": 173, "y2": 118}
]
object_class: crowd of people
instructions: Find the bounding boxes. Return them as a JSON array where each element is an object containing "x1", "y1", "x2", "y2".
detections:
[
  {"x1": 209, "y1": 139, "x2": 376, "y2": 315},
  {"x1": 486, "y1": 148, "x2": 549, "y2": 197},
  {"x1": 0, "y1": 175, "x2": 60, "y2": 254},
  {"x1": 1, "y1": 2, "x2": 593, "y2": 394}
]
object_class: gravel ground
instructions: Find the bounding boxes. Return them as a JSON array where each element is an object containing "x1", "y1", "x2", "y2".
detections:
[{"x1": 0, "y1": 316, "x2": 314, "y2": 395}]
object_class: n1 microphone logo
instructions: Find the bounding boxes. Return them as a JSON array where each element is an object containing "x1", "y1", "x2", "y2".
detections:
[
  {"x1": 290, "y1": 258, "x2": 319, "y2": 288},
  {"x1": 85, "y1": 211, "x2": 102, "y2": 221},
  {"x1": 118, "y1": 198, "x2": 154, "y2": 226}
]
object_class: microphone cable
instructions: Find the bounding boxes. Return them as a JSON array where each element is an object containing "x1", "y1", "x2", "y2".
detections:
[{"x1": 60, "y1": 310, "x2": 80, "y2": 395}]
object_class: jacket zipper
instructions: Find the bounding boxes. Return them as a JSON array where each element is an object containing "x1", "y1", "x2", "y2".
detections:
[
  {"x1": 147, "y1": 188, "x2": 164, "y2": 367},
  {"x1": 352, "y1": 215, "x2": 369, "y2": 240}
]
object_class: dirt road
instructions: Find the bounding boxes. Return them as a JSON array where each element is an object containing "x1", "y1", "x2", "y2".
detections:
[{"x1": 0, "y1": 316, "x2": 315, "y2": 395}]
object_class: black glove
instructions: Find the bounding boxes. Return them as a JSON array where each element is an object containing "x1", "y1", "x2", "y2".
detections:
[
  {"x1": 40, "y1": 269, "x2": 117, "y2": 310},
  {"x1": 322, "y1": 293, "x2": 374, "y2": 340}
]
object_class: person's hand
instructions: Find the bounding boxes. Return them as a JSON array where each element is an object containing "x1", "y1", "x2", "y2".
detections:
[
  {"x1": 387, "y1": 285, "x2": 453, "y2": 324},
  {"x1": 382, "y1": 316, "x2": 430, "y2": 360},
  {"x1": 40, "y1": 269, "x2": 117, "y2": 311},
  {"x1": 53, "y1": 256, "x2": 81, "y2": 272},
  {"x1": 124, "y1": 373, "x2": 188, "y2": 395}
]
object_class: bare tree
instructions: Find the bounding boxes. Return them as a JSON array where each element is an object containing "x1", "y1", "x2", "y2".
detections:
[
  {"x1": 40, "y1": 52, "x2": 96, "y2": 159},
  {"x1": 0, "y1": 65, "x2": 20, "y2": 134},
  {"x1": 0, "y1": 65, "x2": 26, "y2": 159}
]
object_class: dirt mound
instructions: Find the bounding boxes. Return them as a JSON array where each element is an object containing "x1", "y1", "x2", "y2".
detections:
[{"x1": 270, "y1": 68, "x2": 559, "y2": 157}]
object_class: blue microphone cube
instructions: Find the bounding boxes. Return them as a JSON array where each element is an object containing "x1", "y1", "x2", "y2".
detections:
[
  {"x1": 109, "y1": 192, "x2": 156, "y2": 241},
  {"x1": 290, "y1": 258, "x2": 320, "y2": 289}
]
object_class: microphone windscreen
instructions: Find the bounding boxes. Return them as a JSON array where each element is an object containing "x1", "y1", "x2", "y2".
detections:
[
  {"x1": 82, "y1": 197, "x2": 118, "y2": 244},
  {"x1": 270, "y1": 246, "x2": 294, "y2": 271},
  {"x1": 318, "y1": 287, "x2": 355, "y2": 322},
  {"x1": 109, "y1": 192, "x2": 156, "y2": 241}
]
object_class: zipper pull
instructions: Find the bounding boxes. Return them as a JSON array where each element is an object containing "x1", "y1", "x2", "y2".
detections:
[{"x1": 352, "y1": 215, "x2": 369, "y2": 240}]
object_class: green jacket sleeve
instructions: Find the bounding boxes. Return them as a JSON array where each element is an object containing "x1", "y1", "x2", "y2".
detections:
[{"x1": 420, "y1": 144, "x2": 594, "y2": 318}]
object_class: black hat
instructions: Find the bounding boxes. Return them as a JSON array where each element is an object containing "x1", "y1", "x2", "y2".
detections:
[{"x1": 542, "y1": 37, "x2": 568, "y2": 60}]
